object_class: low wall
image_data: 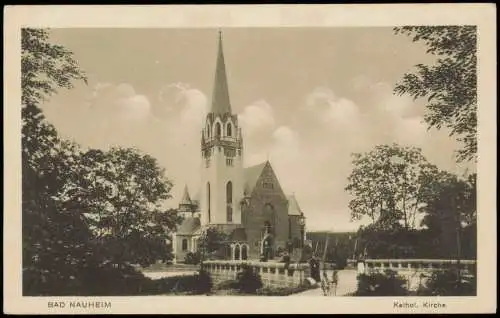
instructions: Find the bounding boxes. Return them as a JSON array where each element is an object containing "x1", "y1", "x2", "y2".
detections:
[
  {"x1": 350, "y1": 259, "x2": 477, "y2": 291},
  {"x1": 359, "y1": 259, "x2": 476, "y2": 273},
  {"x1": 203, "y1": 260, "x2": 311, "y2": 288}
]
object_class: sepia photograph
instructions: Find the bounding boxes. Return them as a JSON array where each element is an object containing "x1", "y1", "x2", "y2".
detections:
[{"x1": 4, "y1": 4, "x2": 496, "y2": 315}]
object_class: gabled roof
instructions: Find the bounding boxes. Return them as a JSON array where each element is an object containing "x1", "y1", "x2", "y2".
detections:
[
  {"x1": 243, "y1": 161, "x2": 268, "y2": 195},
  {"x1": 287, "y1": 194, "x2": 303, "y2": 216},
  {"x1": 176, "y1": 217, "x2": 201, "y2": 235}
]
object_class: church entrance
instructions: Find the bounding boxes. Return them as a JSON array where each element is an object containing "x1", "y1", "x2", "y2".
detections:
[{"x1": 260, "y1": 221, "x2": 274, "y2": 261}]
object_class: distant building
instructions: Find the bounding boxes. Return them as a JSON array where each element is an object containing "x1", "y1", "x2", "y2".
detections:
[{"x1": 172, "y1": 32, "x2": 306, "y2": 263}]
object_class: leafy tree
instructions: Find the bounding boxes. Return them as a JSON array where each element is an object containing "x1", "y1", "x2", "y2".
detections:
[
  {"x1": 59, "y1": 147, "x2": 177, "y2": 269},
  {"x1": 22, "y1": 27, "x2": 91, "y2": 295},
  {"x1": 419, "y1": 171, "x2": 477, "y2": 258},
  {"x1": 22, "y1": 28, "x2": 179, "y2": 295},
  {"x1": 345, "y1": 144, "x2": 438, "y2": 230},
  {"x1": 22, "y1": 28, "x2": 87, "y2": 106},
  {"x1": 393, "y1": 26, "x2": 477, "y2": 163},
  {"x1": 198, "y1": 226, "x2": 229, "y2": 261}
]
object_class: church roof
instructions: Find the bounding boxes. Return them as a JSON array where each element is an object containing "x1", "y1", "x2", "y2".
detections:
[
  {"x1": 287, "y1": 194, "x2": 303, "y2": 216},
  {"x1": 179, "y1": 185, "x2": 192, "y2": 206},
  {"x1": 210, "y1": 30, "x2": 232, "y2": 115},
  {"x1": 243, "y1": 161, "x2": 268, "y2": 195},
  {"x1": 177, "y1": 217, "x2": 201, "y2": 235}
]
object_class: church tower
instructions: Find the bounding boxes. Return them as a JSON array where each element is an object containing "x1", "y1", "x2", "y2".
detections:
[{"x1": 200, "y1": 30, "x2": 244, "y2": 227}]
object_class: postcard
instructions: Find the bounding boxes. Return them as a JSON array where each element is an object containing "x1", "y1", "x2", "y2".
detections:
[{"x1": 3, "y1": 4, "x2": 496, "y2": 314}]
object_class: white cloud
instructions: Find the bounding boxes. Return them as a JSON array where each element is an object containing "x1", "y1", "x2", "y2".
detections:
[
  {"x1": 88, "y1": 82, "x2": 152, "y2": 122},
  {"x1": 303, "y1": 87, "x2": 361, "y2": 130},
  {"x1": 238, "y1": 100, "x2": 276, "y2": 136}
]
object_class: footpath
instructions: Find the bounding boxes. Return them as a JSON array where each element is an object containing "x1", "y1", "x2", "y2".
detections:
[{"x1": 292, "y1": 269, "x2": 358, "y2": 296}]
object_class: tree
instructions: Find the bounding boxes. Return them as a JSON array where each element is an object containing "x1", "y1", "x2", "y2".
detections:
[
  {"x1": 22, "y1": 28, "x2": 87, "y2": 106},
  {"x1": 59, "y1": 147, "x2": 177, "y2": 268},
  {"x1": 345, "y1": 144, "x2": 438, "y2": 230},
  {"x1": 21, "y1": 28, "x2": 179, "y2": 295},
  {"x1": 393, "y1": 26, "x2": 477, "y2": 163},
  {"x1": 22, "y1": 28, "x2": 91, "y2": 295},
  {"x1": 198, "y1": 227, "x2": 229, "y2": 261},
  {"x1": 419, "y1": 171, "x2": 477, "y2": 258}
]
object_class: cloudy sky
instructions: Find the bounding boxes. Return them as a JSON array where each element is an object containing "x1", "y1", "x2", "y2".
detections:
[{"x1": 41, "y1": 27, "x2": 474, "y2": 232}]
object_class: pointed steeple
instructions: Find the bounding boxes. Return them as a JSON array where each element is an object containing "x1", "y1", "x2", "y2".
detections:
[
  {"x1": 179, "y1": 185, "x2": 192, "y2": 206},
  {"x1": 211, "y1": 29, "x2": 232, "y2": 114}
]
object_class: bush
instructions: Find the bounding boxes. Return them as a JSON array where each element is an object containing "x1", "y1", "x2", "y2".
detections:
[
  {"x1": 214, "y1": 279, "x2": 239, "y2": 291},
  {"x1": 192, "y1": 269, "x2": 213, "y2": 294},
  {"x1": 257, "y1": 285, "x2": 312, "y2": 296},
  {"x1": 235, "y1": 264, "x2": 263, "y2": 294},
  {"x1": 141, "y1": 270, "x2": 212, "y2": 295},
  {"x1": 417, "y1": 269, "x2": 476, "y2": 296},
  {"x1": 184, "y1": 251, "x2": 201, "y2": 265},
  {"x1": 354, "y1": 269, "x2": 409, "y2": 296}
]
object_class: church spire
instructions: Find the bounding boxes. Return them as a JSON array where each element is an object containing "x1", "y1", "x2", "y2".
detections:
[
  {"x1": 211, "y1": 29, "x2": 232, "y2": 114},
  {"x1": 179, "y1": 185, "x2": 192, "y2": 206}
]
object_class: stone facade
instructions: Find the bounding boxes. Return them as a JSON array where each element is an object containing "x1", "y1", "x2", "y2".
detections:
[{"x1": 241, "y1": 162, "x2": 291, "y2": 260}]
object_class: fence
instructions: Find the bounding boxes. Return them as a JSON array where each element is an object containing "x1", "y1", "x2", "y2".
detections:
[{"x1": 203, "y1": 260, "x2": 311, "y2": 288}]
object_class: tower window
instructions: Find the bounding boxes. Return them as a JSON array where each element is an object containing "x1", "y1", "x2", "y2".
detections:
[
  {"x1": 226, "y1": 158, "x2": 233, "y2": 166},
  {"x1": 226, "y1": 123, "x2": 232, "y2": 137},
  {"x1": 207, "y1": 182, "x2": 211, "y2": 223},
  {"x1": 205, "y1": 158, "x2": 211, "y2": 168},
  {"x1": 226, "y1": 181, "x2": 233, "y2": 222},
  {"x1": 215, "y1": 122, "x2": 221, "y2": 137}
]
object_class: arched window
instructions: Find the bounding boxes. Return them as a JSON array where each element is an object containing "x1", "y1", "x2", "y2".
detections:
[
  {"x1": 234, "y1": 244, "x2": 240, "y2": 260},
  {"x1": 206, "y1": 122, "x2": 211, "y2": 138},
  {"x1": 182, "y1": 239, "x2": 188, "y2": 251},
  {"x1": 215, "y1": 122, "x2": 222, "y2": 137},
  {"x1": 226, "y1": 181, "x2": 233, "y2": 222},
  {"x1": 226, "y1": 122, "x2": 232, "y2": 137},
  {"x1": 241, "y1": 245, "x2": 248, "y2": 260},
  {"x1": 207, "y1": 182, "x2": 211, "y2": 223}
]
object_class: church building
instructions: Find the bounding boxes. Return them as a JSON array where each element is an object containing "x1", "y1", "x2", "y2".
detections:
[{"x1": 172, "y1": 31, "x2": 307, "y2": 263}]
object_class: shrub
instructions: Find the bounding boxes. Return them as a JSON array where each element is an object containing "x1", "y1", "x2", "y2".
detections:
[
  {"x1": 184, "y1": 251, "x2": 201, "y2": 265},
  {"x1": 275, "y1": 246, "x2": 285, "y2": 257},
  {"x1": 191, "y1": 269, "x2": 213, "y2": 294},
  {"x1": 417, "y1": 269, "x2": 476, "y2": 296},
  {"x1": 235, "y1": 264, "x2": 263, "y2": 294},
  {"x1": 354, "y1": 269, "x2": 409, "y2": 296},
  {"x1": 257, "y1": 285, "x2": 312, "y2": 296},
  {"x1": 141, "y1": 271, "x2": 212, "y2": 295},
  {"x1": 214, "y1": 279, "x2": 239, "y2": 291}
]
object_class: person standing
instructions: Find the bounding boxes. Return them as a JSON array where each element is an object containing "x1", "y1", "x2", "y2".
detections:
[
  {"x1": 309, "y1": 257, "x2": 321, "y2": 283},
  {"x1": 331, "y1": 268, "x2": 339, "y2": 296},
  {"x1": 321, "y1": 271, "x2": 331, "y2": 296}
]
